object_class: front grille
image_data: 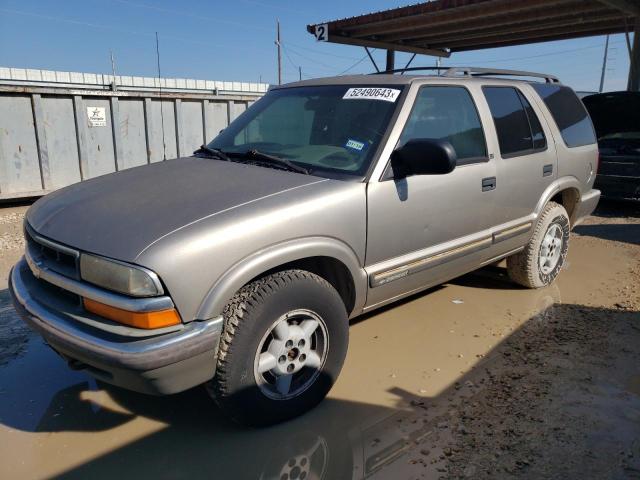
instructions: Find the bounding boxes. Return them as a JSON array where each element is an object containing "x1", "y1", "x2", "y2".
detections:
[{"x1": 25, "y1": 226, "x2": 80, "y2": 280}]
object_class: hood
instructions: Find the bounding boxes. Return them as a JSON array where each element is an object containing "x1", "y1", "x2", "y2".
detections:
[
  {"x1": 27, "y1": 157, "x2": 326, "y2": 262},
  {"x1": 582, "y1": 91, "x2": 640, "y2": 139}
]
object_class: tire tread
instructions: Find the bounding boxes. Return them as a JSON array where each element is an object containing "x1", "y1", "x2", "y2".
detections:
[
  {"x1": 507, "y1": 201, "x2": 569, "y2": 289},
  {"x1": 209, "y1": 269, "x2": 336, "y2": 423}
]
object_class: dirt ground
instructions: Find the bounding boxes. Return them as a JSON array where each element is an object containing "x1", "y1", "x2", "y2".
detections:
[{"x1": 0, "y1": 199, "x2": 638, "y2": 480}]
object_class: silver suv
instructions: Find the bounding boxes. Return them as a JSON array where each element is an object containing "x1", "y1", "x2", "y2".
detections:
[{"x1": 10, "y1": 68, "x2": 600, "y2": 425}]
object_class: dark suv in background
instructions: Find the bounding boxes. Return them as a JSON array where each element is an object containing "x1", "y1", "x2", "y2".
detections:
[{"x1": 583, "y1": 91, "x2": 640, "y2": 201}]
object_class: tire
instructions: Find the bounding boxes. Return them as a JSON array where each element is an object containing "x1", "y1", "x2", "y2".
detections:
[
  {"x1": 507, "y1": 201, "x2": 570, "y2": 289},
  {"x1": 207, "y1": 269, "x2": 349, "y2": 426}
]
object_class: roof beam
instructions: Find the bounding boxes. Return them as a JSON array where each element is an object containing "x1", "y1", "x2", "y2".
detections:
[
  {"x1": 323, "y1": 35, "x2": 450, "y2": 57},
  {"x1": 597, "y1": 0, "x2": 640, "y2": 16},
  {"x1": 380, "y1": 2, "x2": 611, "y2": 43},
  {"x1": 446, "y1": 22, "x2": 627, "y2": 51},
  {"x1": 317, "y1": 0, "x2": 490, "y2": 34},
  {"x1": 405, "y1": 10, "x2": 625, "y2": 47},
  {"x1": 337, "y1": 0, "x2": 575, "y2": 38}
]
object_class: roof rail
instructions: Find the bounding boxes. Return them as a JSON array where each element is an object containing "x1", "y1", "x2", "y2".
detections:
[{"x1": 372, "y1": 66, "x2": 560, "y2": 84}]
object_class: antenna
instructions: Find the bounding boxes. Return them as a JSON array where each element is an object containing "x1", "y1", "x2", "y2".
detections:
[
  {"x1": 110, "y1": 50, "x2": 117, "y2": 91},
  {"x1": 276, "y1": 20, "x2": 282, "y2": 85},
  {"x1": 599, "y1": 35, "x2": 610, "y2": 93},
  {"x1": 155, "y1": 32, "x2": 167, "y2": 161}
]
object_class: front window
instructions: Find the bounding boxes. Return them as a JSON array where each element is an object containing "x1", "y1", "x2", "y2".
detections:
[
  {"x1": 398, "y1": 86, "x2": 487, "y2": 165},
  {"x1": 208, "y1": 85, "x2": 403, "y2": 178}
]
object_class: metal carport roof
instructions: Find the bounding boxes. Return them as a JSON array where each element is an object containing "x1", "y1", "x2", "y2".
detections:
[{"x1": 307, "y1": 0, "x2": 640, "y2": 89}]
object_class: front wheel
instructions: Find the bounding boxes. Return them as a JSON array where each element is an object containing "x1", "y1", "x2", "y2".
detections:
[
  {"x1": 507, "y1": 201, "x2": 570, "y2": 289},
  {"x1": 207, "y1": 270, "x2": 349, "y2": 426}
]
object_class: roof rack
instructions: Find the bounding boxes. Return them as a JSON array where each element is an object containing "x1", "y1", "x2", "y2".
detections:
[{"x1": 372, "y1": 66, "x2": 560, "y2": 84}]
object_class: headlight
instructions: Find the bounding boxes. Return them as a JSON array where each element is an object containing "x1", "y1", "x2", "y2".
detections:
[{"x1": 80, "y1": 254, "x2": 163, "y2": 297}]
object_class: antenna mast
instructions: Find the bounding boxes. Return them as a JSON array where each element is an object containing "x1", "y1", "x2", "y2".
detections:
[{"x1": 155, "y1": 32, "x2": 167, "y2": 161}]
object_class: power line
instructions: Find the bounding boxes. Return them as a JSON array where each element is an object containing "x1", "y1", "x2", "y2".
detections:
[
  {"x1": 282, "y1": 45, "x2": 300, "y2": 71},
  {"x1": 0, "y1": 7, "x2": 271, "y2": 54},
  {"x1": 237, "y1": 0, "x2": 316, "y2": 15},
  {"x1": 337, "y1": 54, "x2": 369, "y2": 75},
  {"x1": 281, "y1": 41, "x2": 361, "y2": 61},
  {"x1": 448, "y1": 40, "x2": 624, "y2": 66},
  {"x1": 99, "y1": 0, "x2": 271, "y2": 31},
  {"x1": 282, "y1": 44, "x2": 345, "y2": 71}
]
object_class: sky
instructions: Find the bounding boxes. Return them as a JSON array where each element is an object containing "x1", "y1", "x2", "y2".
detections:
[{"x1": 0, "y1": 0, "x2": 633, "y2": 92}]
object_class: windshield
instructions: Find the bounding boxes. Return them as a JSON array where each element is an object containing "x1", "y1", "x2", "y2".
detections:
[{"x1": 208, "y1": 85, "x2": 404, "y2": 178}]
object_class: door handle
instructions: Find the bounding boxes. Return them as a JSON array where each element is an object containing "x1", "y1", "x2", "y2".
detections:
[
  {"x1": 543, "y1": 164, "x2": 553, "y2": 177},
  {"x1": 482, "y1": 176, "x2": 496, "y2": 192}
]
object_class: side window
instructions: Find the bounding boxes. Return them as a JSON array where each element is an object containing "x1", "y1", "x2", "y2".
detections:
[
  {"x1": 532, "y1": 84, "x2": 596, "y2": 148},
  {"x1": 519, "y1": 91, "x2": 546, "y2": 150},
  {"x1": 482, "y1": 86, "x2": 547, "y2": 158},
  {"x1": 398, "y1": 86, "x2": 487, "y2": 165}
]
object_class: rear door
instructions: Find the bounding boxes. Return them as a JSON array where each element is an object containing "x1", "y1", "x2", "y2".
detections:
[{"x1": 480, "y1": 84, "x2": 558, "y2": 226}]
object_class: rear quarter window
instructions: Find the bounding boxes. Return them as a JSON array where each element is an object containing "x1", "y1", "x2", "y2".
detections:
[{"x1": 532, "y1": 84, "x2": 596, "y2": 148}]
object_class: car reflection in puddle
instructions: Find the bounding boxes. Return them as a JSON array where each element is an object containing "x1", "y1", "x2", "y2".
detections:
[
  {"x1": 0, "y1": 338, "x2": 456, "y2": 479},
  {"x1": 0, "y1": 273, "x2": 565, "y2": 479}
]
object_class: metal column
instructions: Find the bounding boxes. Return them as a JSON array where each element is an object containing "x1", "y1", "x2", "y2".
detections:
[
  {"x1": 385, "y1": 50, "x2": 395, "y2": 72},
  {"x1": 628, "y1": 21, "x2": 640, "y2": 91}
]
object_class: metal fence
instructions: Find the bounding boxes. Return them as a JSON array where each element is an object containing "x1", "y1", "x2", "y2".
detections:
[{"x1": 0, "y1": 67, "x2": 268, "y2": 200}]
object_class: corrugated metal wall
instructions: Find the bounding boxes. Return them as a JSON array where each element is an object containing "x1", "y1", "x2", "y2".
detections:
[{"x1": 0, "y1": 68, "x2": 267, "y2": 200}]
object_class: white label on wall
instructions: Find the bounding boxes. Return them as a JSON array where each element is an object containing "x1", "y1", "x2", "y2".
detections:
[
  {"x1": 315, "y1": 24, "x2": 328, "y2": 41},
  {"x1": 87, "y1": 106, "x2": 106, "y2": 127},
  {"x1": 342, "y1": 87, "x2": 401, "y2": 103}
]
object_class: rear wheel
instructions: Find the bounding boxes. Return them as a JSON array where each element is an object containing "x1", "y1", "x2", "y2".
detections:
[
  {"x1": 507, "y1": 201, "x2": 570, "y2": 288},
  {"x1": 207, "y1": 269, "x2": 348, "y2": 426}
]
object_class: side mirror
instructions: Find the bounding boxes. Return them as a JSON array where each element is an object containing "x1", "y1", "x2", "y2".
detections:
[{"x1": 391, "y1": 138, "x2": 457, "y2": 177}]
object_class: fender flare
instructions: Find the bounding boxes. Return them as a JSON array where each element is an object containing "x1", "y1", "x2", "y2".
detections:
[
  {"x1": 535, "y1": 176, "x2": 582, "y2": 224},
  {"x1": 195, "y1": 236, "x2": 368, "y2": 320}
]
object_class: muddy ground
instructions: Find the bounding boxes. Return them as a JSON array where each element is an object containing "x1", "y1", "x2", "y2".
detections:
[{"x1": 0, "y1": 200, "x2": 638, "y2": 480}]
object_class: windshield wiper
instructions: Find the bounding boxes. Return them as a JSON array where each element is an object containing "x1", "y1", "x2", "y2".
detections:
[
  {"x1": 193, "y1": 145, "x2": 231, "y2": 161},
  {"x1": 231, "y1": 149, "x2": 310, "y2": 175}
]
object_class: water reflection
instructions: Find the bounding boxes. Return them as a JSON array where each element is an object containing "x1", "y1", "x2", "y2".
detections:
[{"x1": 0, "y1": 267, "x2": 568, "y2": 479}]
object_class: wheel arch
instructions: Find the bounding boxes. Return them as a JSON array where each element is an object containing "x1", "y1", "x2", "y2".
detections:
[
  {"x1": 536, "y1": 177, "x2": 582, "y2": 227},
  {"x1": 196, "y1": 237, "x2": 367, "y2": 320}
]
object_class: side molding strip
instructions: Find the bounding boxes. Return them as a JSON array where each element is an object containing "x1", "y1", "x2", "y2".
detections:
[
  {"x1": 370, "y1": 236, "x2": 492, "y2": 287},
  {"x1": 370, "y1": 221, "x2": 533, "y2": 288},
  {"x1": 492, "y1": 222, "x2": 532, "y2": 243}
]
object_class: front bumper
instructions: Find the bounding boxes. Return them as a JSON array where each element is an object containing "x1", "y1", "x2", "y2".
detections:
[{"x1": 9, "y1": 258, "x2": 223, "y2": 395}]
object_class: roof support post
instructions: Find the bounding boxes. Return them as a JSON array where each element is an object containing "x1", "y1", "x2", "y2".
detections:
[
  {"x1": 364, "y1": 47, "x2": 380, "y2": 72},
  {"x1": 385, "y1": 49, "x2": 395, "y2": 72},
  {"x1": 628, "y1": 21, "x2": 640, "y2": 91}
]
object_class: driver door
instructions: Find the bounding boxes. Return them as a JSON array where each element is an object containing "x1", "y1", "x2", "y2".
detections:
[{"x1": 364, "y1": 84, "x2": 499, "y2": 309}]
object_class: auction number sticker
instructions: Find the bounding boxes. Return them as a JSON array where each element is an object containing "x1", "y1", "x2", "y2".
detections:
[{"x1": 343, "y1": 87, "x2": 400, "y2": 103}]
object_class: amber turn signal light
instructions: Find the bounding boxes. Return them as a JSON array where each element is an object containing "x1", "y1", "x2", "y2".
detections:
[{"x1": 83, "y1": 298, "x2": 181, "y2": 329}]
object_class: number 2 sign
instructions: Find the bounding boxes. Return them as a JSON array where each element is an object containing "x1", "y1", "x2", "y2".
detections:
[{"x1": 315, "y1": 24, "x2": 328, "y2": 42}]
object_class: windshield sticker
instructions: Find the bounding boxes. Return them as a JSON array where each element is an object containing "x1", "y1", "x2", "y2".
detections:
[
  {"x1": 345, "y1": 139, "x2": 366, "y2": 151},
  {"x1": 343, "y1": 87, "x2": 401, "y2": 103}
]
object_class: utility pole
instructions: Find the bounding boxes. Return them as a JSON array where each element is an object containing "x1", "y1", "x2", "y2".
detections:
[
  {"x1": 276, "y1": 20, "x2": 282, "y2": 85},
  {"x1": 299, "y1": 66, "x2": 302, "y2": 81},
  {"x1": 599, "y1": 34, "x2": 610, "y2": 93}
]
